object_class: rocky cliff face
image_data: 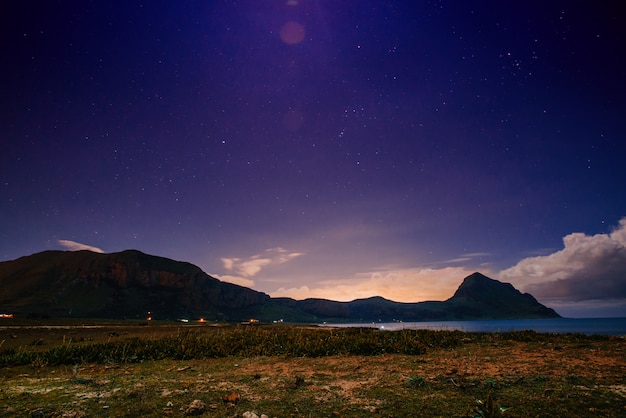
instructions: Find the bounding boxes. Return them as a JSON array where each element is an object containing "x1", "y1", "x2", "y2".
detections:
[{"x1": 0, "y1": 250, "x2": 269, "y2": 319}]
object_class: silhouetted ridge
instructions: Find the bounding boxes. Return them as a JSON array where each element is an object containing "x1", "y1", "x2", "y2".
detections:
[
  {"x1": 0, "y1": 251, "x2": 560, "y2": 321},
  {"x1": 451, "y1": 272, "x2": 516, "y2": 300},
  {"x1": 0, "y1": 250, "x2": 269, "y2": 320},
  {"x1": 446, "y1": 272, "x2": 560, "y2": 319}
]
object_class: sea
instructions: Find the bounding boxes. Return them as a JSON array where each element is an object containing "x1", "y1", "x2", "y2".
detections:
[{"x1": 320, "y1": 317, "x2": 626, "y2": 336}]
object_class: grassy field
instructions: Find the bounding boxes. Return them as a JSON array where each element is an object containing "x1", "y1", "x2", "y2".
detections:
[{"x1": 0, "y1": 320, "x2": 624, "y2": 417}]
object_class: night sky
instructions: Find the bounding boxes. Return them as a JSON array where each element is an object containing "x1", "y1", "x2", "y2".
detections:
[{"x1": 2, "y1": 1, "x2": 625, "y2": 317}]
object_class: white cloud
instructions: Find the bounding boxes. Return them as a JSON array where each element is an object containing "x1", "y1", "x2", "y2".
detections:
[
  {"x1": 218, "y1": 247, "x2": 303, "y2": 290},
  {"x1": 221, "y1": 247, "x2": 303, "y2": 278},
  {"x1": 213, "y1": 274, "x2": 256, "y2": 288},
  {"x1": 444, "y1": 257, "x2": 472, "y2": 264},
  {"x1": 271, "y1": 266, "x2": 480, "y2": 302},
  {"x1": 463, "y1": 252, "x2": 492, "y2": 258},
  {"x1": 499, "y1": 218, "x2": 626, "y2": 302},
  {"x1": 58, "y1": 240, "x2": 104, "y2": 253},
  {"x1": 271, "y1": 247, "x2": 305, "y2": 263},
  {"x1": 441, "y1": 252, "x2": 492, "y2": 266},
  {"x1": 221, "y1": 257, "x2": 236, "y2": 270},
  {"x1": 237, "y1": 257, "x2": 272, "y2": 276}
]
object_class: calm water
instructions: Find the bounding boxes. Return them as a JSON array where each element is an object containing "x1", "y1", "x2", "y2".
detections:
[{"x1": 321, "y1": 318, "x2": 626, "y2": 336}]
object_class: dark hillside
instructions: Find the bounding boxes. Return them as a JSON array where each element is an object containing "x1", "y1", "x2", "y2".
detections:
[
  {"x1": 0, "y1": 250, "x2": 269, "y2": 319},
  {"x1": 0, "y1": 251, "x2": 560, "y2": 321},
  {"x1": 444, "y1": 272, "x2": 560, "y2": 319}
]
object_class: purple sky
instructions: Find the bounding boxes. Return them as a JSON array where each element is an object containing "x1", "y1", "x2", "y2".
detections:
[{"x1": 1, "y1": 1, "x2": 625, "y2": 317}]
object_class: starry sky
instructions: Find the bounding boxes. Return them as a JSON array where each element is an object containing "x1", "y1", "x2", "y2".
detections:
[{"x1": 2, "y1": 1, "x2": 625, "y2": 318}]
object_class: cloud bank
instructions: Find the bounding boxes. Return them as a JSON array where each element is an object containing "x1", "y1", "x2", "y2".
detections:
[
  {"x1": 58, "y1": 240, "x2": 104, "y2": 253},
  {"x1": 499, "y1": 218, "x2": 626, "y2": 304}
]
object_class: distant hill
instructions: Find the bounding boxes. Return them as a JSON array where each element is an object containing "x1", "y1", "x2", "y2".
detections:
[
  {"x1": 0, "y1": 250, "x2": 269, "y2": 320},
  {"x1": 0, "y1": 250, "x2": 560, "y2": 322}
]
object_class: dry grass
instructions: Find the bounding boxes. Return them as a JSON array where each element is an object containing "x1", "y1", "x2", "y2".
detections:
[{"x1": 0, "y1": 321, "x2": 624, "y2": 417}]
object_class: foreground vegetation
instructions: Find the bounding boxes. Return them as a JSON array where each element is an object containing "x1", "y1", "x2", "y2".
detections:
[{"x1": 0, "y1": 322, "x2": 624, "y2": 417}]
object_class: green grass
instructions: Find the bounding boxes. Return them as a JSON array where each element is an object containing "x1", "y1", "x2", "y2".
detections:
[
  {"x1": 0, "y1": 326, "x2": 437, "y2": 366},
  {"x1": 0, "y1": 324, "x2": 624, "y2": 417}
]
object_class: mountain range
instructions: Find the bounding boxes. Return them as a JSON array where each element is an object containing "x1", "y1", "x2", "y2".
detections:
[{"x1": 0, "y1": 250, "x2": 560, "y2": 322}]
